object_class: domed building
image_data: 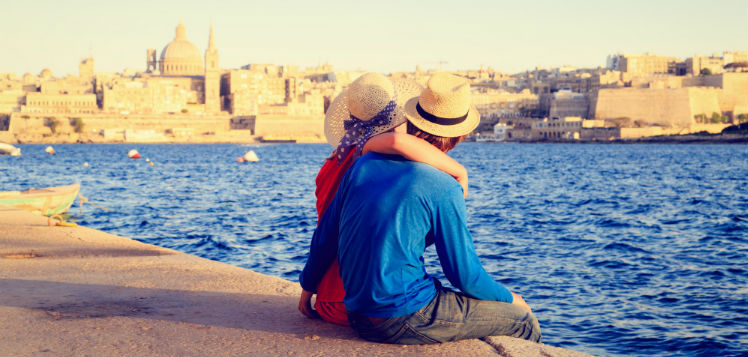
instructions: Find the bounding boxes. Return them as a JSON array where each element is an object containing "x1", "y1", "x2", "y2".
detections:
[
  {"x1": 159, "y1": 21, "x2": 204, "y2": 76},
  {"x1": 136, "y1": 21, "x2": 222, "y2": 113},
  {"x1": 39, "y1": 68, "x2": 53, "y2": 80}
]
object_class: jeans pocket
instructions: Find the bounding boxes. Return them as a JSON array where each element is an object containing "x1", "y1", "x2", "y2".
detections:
[{"x1": 390, "y1": 323, "x2": 441, "y2": 345}]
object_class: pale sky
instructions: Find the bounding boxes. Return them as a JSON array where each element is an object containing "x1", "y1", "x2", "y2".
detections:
[{"x1": 2, "y1": 0, "x2": 747, "y2": 77}]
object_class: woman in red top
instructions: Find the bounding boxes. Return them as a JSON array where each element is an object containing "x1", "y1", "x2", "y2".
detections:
[{"x1": 299, "y1": 73, "x2": 469, "y2": 325}]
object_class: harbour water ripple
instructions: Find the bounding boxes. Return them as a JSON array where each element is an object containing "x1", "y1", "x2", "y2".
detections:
[{"x1": 2, "y1": 143, "x2": 746, "y2": 357}]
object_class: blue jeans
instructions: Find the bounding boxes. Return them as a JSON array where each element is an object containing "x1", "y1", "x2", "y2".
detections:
[{"x1": 348, "y1": 285, "x2": 541, "y2": 344}]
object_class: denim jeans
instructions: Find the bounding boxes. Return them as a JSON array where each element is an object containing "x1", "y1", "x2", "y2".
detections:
[{"x1": 348, "y1": 285, "x2": 541, "y2": 344}]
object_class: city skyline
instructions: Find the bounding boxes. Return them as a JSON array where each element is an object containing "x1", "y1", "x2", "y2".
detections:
[{"x1": 2, "y1": 0, "x2": 747, "y2": 77}]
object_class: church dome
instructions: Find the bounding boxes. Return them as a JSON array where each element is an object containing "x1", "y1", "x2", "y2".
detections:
[
  {"x1": 159, "y1": 21, "x2": 204, "y2": 76},
  {"x1": 40, "y1": 68, "x2": 53, "y2": 79}
]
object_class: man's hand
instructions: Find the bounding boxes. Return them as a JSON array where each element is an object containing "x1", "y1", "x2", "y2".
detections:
[
  {"x1": 511, "y1": 292, "x2": 532, "y2": 314},
  {"x1": 298, "y1": 289, "x2": 320, "y2": 319}
]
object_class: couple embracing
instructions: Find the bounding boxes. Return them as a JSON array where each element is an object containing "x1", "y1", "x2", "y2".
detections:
[{"x1": 299, "y1": 72, "x2": 541, "y2": 344}]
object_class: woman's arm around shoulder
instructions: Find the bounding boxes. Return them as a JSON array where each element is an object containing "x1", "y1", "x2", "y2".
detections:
[{"x1": 363, "y1": 132, "x2": 469, "y2": 197}]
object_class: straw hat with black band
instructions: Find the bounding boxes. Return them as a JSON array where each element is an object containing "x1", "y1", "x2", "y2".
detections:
[
  {"x1": 324, "y1": 73, "x2": 422, "y2": 161},
  {"x1": 404, "y1": 72, "x2": 480, "y2": 138}
]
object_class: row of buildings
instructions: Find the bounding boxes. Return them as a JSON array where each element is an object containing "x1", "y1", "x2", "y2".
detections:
[
  {"x1": 456, "y1": 52, "x2": 747, "y2": 141},
  {"x1": 0, "y1": 22, "x2": 746, "y2": 143},
  {"x1": 0, "y1": 22, "x2": 351, "y2": 143}
]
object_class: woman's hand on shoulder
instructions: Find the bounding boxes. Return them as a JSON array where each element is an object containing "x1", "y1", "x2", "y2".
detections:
[{"x1": 456, "y1": 171, "x2": 468, "y2": 198}]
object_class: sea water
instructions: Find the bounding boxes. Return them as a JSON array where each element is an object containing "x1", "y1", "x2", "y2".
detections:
[{"x1": 2, "y1": 143, "x2": 746, "y2": 357}]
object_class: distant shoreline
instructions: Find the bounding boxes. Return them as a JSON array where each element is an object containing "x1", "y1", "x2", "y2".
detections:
[
  {"x1": 5, "y1": 132, "x2": 745, "y2": 145},
  {"x1": 475, "y1": 132, "x2": 748, "y2": 145}
]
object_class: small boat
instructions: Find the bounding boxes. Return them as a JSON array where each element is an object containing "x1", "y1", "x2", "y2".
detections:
[
  {"x1": 237, "y1": 150, "x2": 259, "y2": 163},
  {"x1": 0, "y1": 184, "x2": 80, "y2": 217},
  {"x1": 0, "y1": 143, "x2": 21, "y2": 156}
]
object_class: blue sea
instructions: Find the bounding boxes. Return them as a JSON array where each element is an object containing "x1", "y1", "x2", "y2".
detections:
[{"x1": 2, "y1": 143, "x2": 747, "y2": 357}]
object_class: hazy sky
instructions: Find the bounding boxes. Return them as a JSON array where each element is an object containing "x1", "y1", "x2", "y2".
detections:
[{"x1": 3, "y1": 0, "x2": 747, "y2": 77}]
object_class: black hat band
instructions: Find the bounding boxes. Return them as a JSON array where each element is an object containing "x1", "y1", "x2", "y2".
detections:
[{"x1": 416, "y1": 102, "x2": 468, "y2": 126}]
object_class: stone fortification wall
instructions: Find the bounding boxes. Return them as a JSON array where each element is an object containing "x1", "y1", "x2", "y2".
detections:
[
  {"x1": 619, "y1": 127, "x2": 682, "y2": 139},
  {"x1": 683, "y1": 74, "x2": 724, "y2": 88},
  {"x1": 597, "y1": 124, "x2": 728, "y2": 140},
  {"x1": 687, "y1": 88, "x2": 722, "y2": 118},
  {"x1": 594, "y1": 87, "x2": 722, "y2": 127},
  {"x1": 579, "y1": 123, "x2": 729, "y2": 141},
  {"x1": 7, "y1": 112, "x2": 232, "y2": 143},
  {"x1": 6, "y1": 112, "x2": 325, "y2": 143},
  {"x1": 719, "y1": 74, "x2": 748, "y2": 115},
  {"x1": 683, "y1": 73, "x2": 748, "y2": 115},
  {"x1": 720, "y1": 73, "x2": 748, "y2": 96},
  {"x1": 10, "y1": 113, "x2": 230, "y2": 132},
  {"x1": 253, "y1": 114, "x2": 324, "y2": 142}
]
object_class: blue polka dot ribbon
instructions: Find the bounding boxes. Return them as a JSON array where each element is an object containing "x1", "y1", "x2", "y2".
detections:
[{"x1": 334, "y1": 91, "x2": 397, "y2": 163}]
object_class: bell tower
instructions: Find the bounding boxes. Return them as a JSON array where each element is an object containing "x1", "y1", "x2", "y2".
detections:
[{"x1": 204, "y1": 23, "x2": 220, "y2": 113}]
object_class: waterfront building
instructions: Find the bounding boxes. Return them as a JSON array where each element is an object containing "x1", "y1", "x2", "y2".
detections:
[
  {"x1": 608, "y1": 51, "x2": 747, "y2": 78},
  {"x1": 608, "y1": 53, "x2": 679, "y2": 76},
  {"x1": 549, "y1": 90, "x2": 589, "y2": 119},
  {"x1": 102, "y1": 76, "x2": 199, "y2": 114},
  {"x1": 475, "y1": 123, "x2": 507, "y2": 142},
  {"x1": 686, "y1": 55, "x2": 725, "y2": 75},
  {"x1": 23, "y1": 92, "x2": 98, "y2": 114},
  {"x1": 40, "y1": 78, "x2": 91, "y2": 95},
  {"x1": 513, "y1": 67, "x2": 612, "y2": 116},
  {"x1": 222, "y1": 69, "x2": 287, "y2": 112},
  {"x1": 579, "y1": 119, "x2": 620, "y2": 141},
  {"x1": 472, "y1": 88, "x2": 539, "y2": 123},
  {"x1": 493, "y1": 123, "x2": 507, "y2": 141},
  {"x1": 20, "y1": 69, "x2": 97, "y2": 115},
  {"x1": 531, "y1": 116, "x2": 582, "y2": 140}
]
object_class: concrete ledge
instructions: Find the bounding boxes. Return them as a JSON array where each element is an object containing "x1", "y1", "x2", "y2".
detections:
[{"x1": 0, "y1": 206, "x2": 593, "y2": 356}]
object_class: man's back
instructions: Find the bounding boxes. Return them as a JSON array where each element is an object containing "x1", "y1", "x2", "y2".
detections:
[
  {"x1": 336, "y1": 153, "x2": 459, "y2": 317},
  {"x1": 332, "y1": 153, "x2": 512, "y2": 318}
]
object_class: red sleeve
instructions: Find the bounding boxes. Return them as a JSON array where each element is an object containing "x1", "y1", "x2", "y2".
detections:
[
  {"x1": 313, "y1": 149, "x2": 355, "y2": 324},
  {"x1": 315, "y1": 149, "x2": 355, "y2": 221}
]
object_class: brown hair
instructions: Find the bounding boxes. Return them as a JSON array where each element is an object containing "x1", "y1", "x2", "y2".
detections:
[{"x1": 407, "y1": 122, "x2": 466, "y2": 153}]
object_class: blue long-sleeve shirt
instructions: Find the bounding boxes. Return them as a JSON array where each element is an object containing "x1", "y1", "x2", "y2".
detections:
[{"x1": 300, "y1": 153, "x2": 513, "y2": 318}]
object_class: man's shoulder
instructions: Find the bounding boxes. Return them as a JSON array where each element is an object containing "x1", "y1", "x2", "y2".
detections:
[
  {"x1": 359, "y1": 153, "x2": 460, "y2": 190},
  {"x1": 361, "y1": 153, "x2": 447, "y2": 173}
]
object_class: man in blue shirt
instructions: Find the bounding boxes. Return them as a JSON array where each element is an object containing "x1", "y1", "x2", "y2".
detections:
[{"x1": 300, "y1": 73, "x2": 541, "y2": 344}]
